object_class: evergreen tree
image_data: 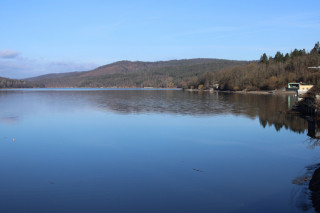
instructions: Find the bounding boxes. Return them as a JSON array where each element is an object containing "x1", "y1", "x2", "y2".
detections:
[
  {"x1": 284, "y1": 53, "x2": 290, "y2": 62},
  {"x1": 274, "y1": 51, "x2": 284, "y2": 62},
  {"x1": 259, "y1": 53, "x2": 268, "y2": 63},
  {"x1": 311, "y1": 41, "x2": 320, "y2": 55}
]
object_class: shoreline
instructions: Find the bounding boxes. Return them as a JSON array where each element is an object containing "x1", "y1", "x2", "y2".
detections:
[
  {"x1": 183, "y1": 88, "x2": 297, "y2": 95},
  {"x1": 0, "y1": 87, "x2": 298, "y2": 95}
]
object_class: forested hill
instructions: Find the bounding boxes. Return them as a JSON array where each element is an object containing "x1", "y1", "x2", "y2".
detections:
[
  {"x1": 0, "y1": 77, "x2": 41, "y2": 88},
  {"x1": 26, "y1": 59, "x2": 249, "y2": 88},
  {"x1": 187, "y1": 42, "x2": 320, "y2": 91},
  {"x1": 8, "y1": 41, "x2": 320, "y2": 90}
]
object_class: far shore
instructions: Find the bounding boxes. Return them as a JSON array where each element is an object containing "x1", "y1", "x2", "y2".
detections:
[
  {"x1": 0, "y1": 87, "x2": 298, "y2": 95},
  {"x1": 183, "y1": 88, "x2": 297, "y2": 95}
]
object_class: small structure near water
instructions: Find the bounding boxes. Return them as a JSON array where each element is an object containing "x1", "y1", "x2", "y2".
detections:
[
  {"x1": 287, "y1": 82, "x2": 314, "y2": 96},
  {"x1": 298, "y1": 83, "x2": 314, "y2": 96},
  {"x1": 287, "y1": 83, "x2": 300, "y2": 90}
]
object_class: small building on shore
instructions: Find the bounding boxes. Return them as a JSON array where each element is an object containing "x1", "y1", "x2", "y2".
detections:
[
  {"x1": 287, "y1": 82, "x2": 313, "y2": 96},
  {"x1": 298, "y1": 83, "x2": 313, "y2": 96},
  {"x1": 287, "y1": 83, "x2": 300, "y2": 90}
]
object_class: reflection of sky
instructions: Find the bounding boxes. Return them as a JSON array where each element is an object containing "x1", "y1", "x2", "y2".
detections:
[
  {"x1": 0, "y1": 89, "x2": 318, "y2": 213},
  {"x1": 0, "y1": 90, "x2": 94, "y2": 125},
  {"x1": 0, "y1": 116, "x2": 19, "y2": 125}
]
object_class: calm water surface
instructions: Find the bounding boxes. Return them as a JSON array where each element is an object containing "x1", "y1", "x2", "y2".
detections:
[{"x1": 0, "y1": 89, "x2": 319, "y2": 213}]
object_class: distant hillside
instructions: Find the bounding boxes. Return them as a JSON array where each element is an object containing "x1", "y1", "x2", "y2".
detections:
[
  {"x1": 0, "y1": 77, "x2": 41, "y2": 88},
  {"x1": 185, "y1": 42, "x2": 320, "y2": 91},
  {"x1": 26, "y1": 59, "x2": 249, "y2": 88}
]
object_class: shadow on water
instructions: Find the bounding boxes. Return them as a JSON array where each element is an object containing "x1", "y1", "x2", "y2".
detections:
[
  {"x1": 308, "y1": 119, "x2": 320, "y2": 143},
  {"x1": 310, "y1": 165, "x2": 320, "y2": 213},
  {"x1": 292, "y1": 118, "x2": 320, "y2": 212}
]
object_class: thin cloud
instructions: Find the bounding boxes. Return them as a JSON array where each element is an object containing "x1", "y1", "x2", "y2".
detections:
[
  {"x1": 0, "y1": 50, "x2": 20, "y2": 59},
  {"x1": 0, "y1": 57, "x2": 99, "y2": 79},
  {"x1": 45, "y1": 61, "x2": 98, "y2": 73}
]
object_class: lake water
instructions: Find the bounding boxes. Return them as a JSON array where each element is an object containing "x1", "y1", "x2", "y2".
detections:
[{"x1": 0, "y1": 89, "x2": 319, "y2": 213}]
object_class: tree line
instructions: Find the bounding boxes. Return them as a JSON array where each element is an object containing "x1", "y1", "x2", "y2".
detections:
[
  {"x1": 0, "y1": 77, "x2": 42, "y2": 88},
  {"x1": 187, "y1": 42, "x2": 320, "y2": 91}
]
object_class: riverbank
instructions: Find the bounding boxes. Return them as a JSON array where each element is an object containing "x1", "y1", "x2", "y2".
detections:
[
  {"x1": 286, "y1": 87, "x2": 320, "y2": 119},
  {"x1": 184, "y1": 88, "x2": 297, "y2": 95}
]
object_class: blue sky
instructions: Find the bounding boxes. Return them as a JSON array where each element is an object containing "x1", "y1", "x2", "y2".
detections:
[{"x1": 0, "y1": 0, "x2": 319, "y2": 78}]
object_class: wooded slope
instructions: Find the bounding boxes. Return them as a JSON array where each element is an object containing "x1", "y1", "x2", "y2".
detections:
[{"x1": 26, "y1": 59, "x2": 249, "y2": 88}]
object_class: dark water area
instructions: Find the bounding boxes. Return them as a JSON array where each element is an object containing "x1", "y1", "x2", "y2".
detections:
[{"x1": 0, "y1": 89, "x2": 319, "y2": 213}]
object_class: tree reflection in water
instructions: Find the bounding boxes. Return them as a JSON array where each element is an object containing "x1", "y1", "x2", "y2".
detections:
[
  {"x1": 293, "y1": 117, "x2": 320, "y2": 212},
  {"x1": 93, "y1": 91, "x2": 308, "y2": 134},
  {"x1": 0, "y1": 90, "x2": 308, "y2": 134}
]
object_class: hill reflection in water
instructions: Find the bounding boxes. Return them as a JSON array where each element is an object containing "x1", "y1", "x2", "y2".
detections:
[
  {"x1": 0, "y1": 89, "x2": 307, "y2": 134},
  {"x1": 92, "y1": 90, "x2": 308, "y2": 134}
]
